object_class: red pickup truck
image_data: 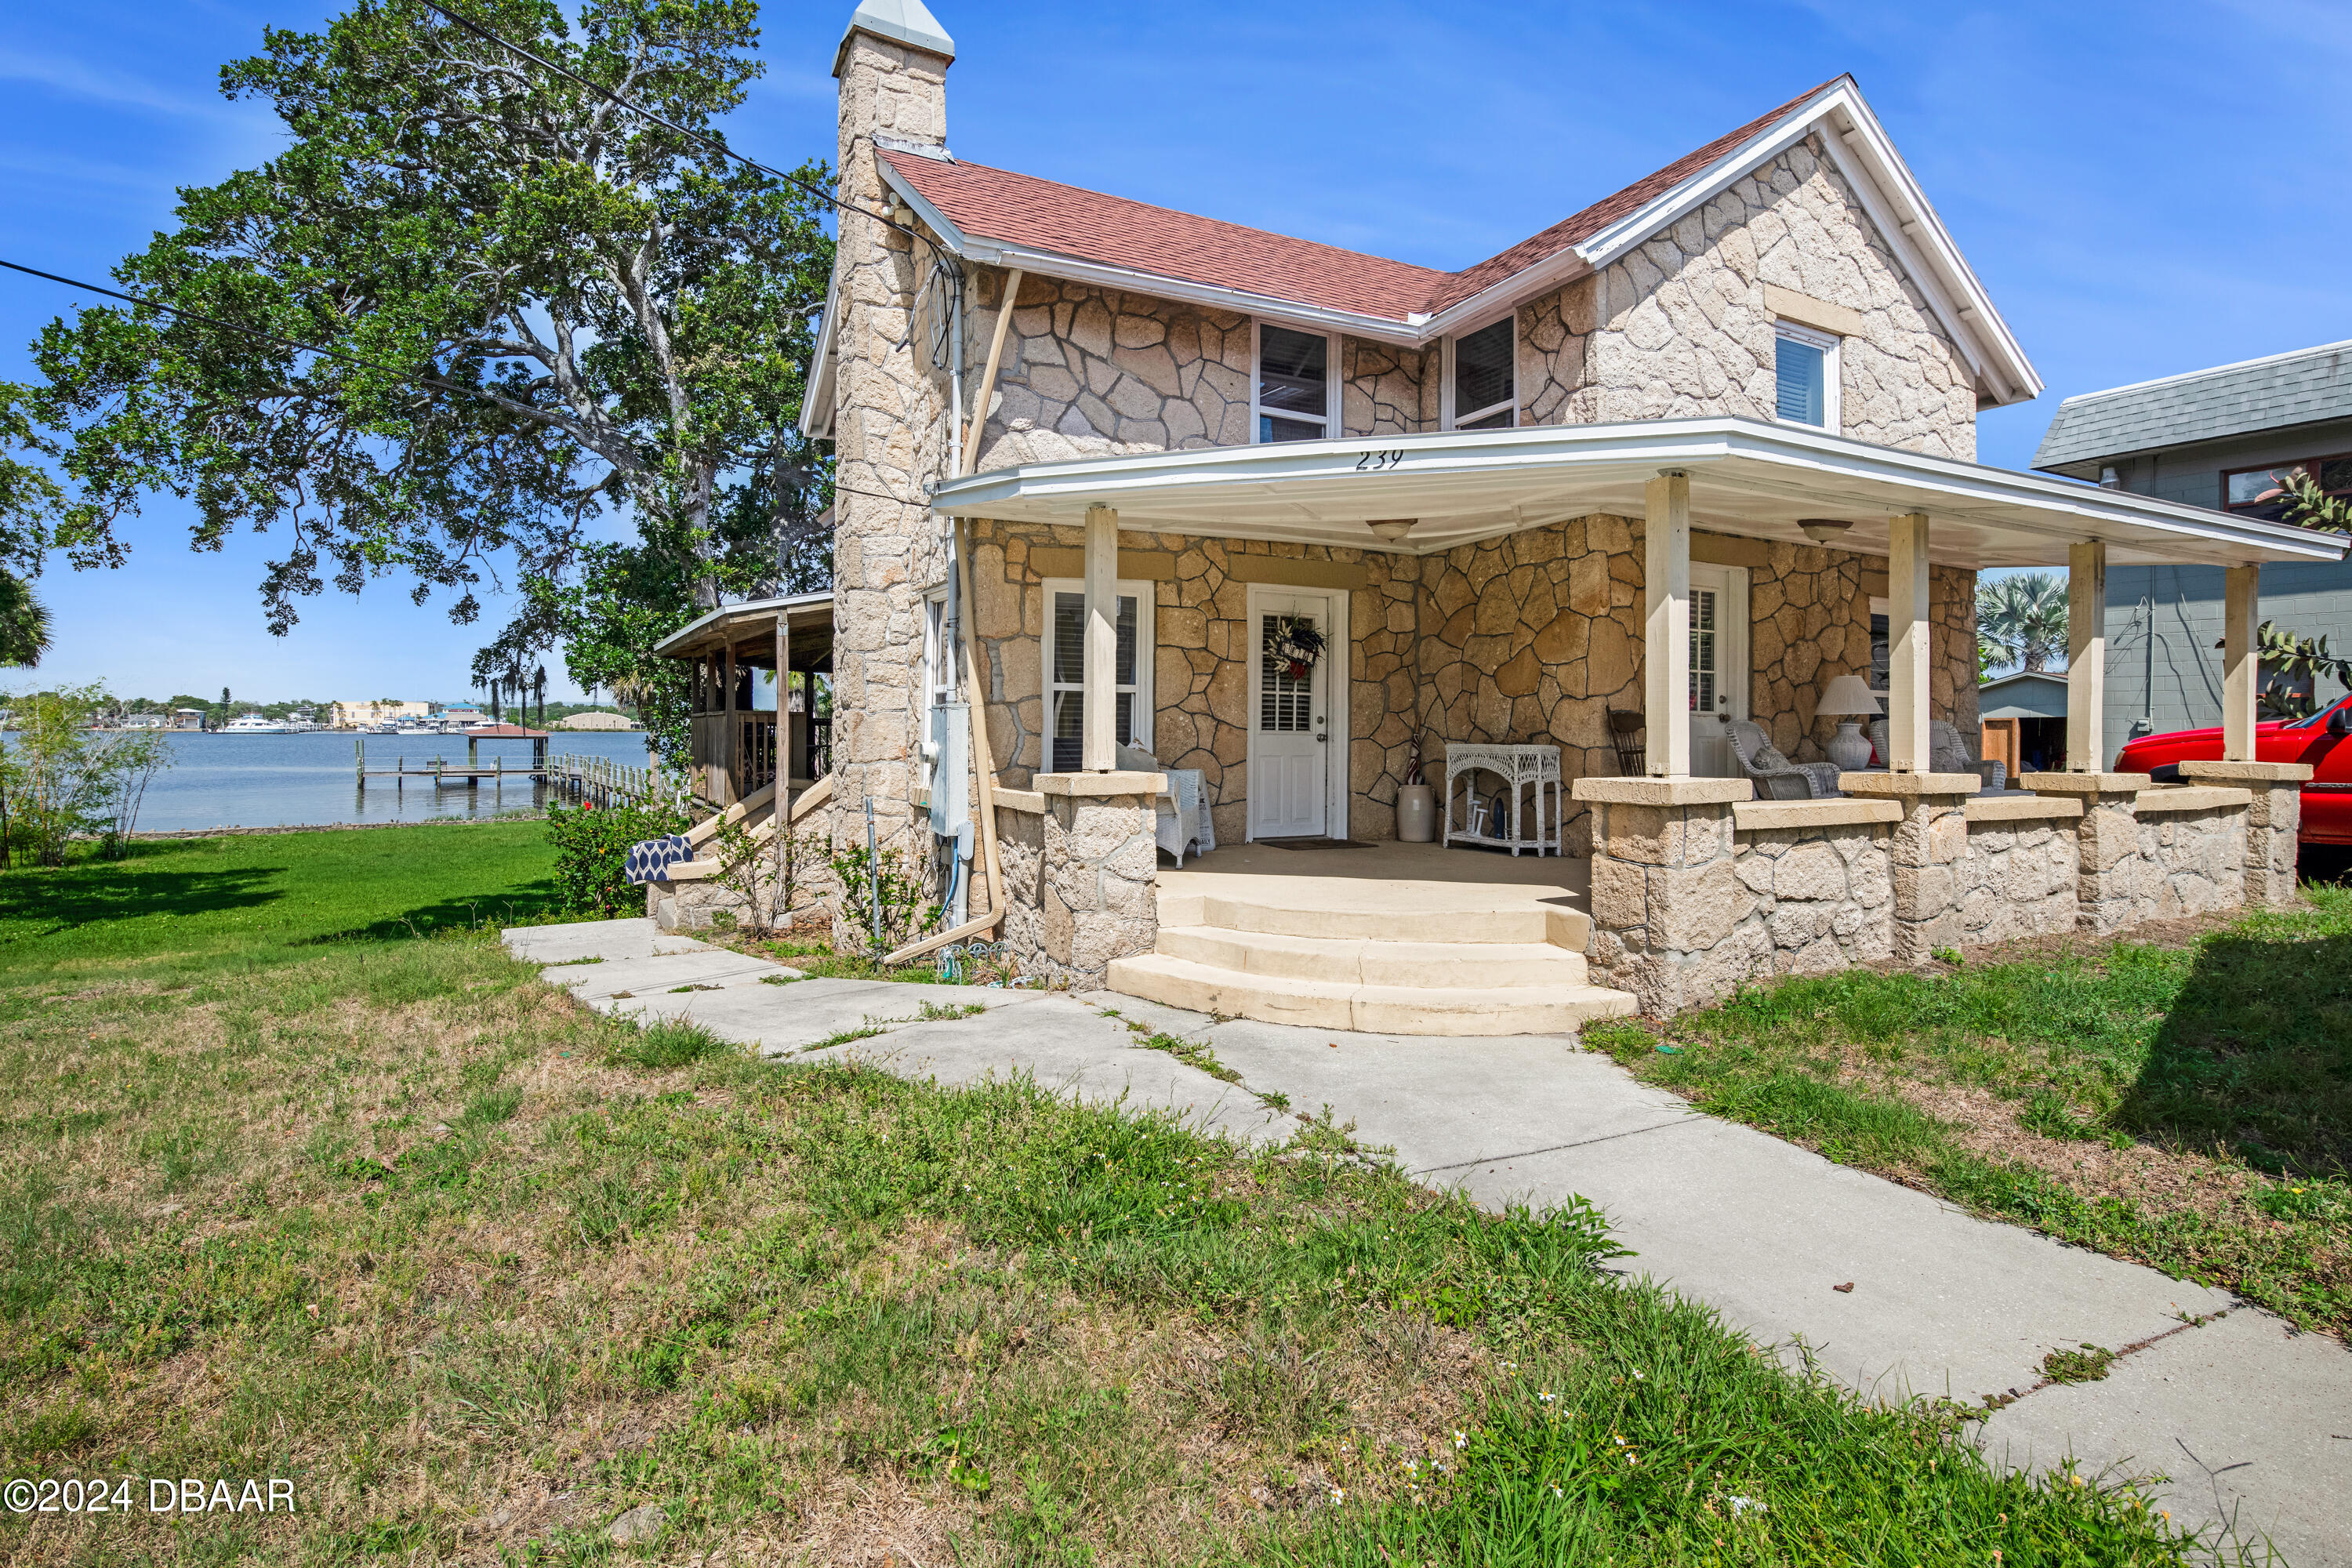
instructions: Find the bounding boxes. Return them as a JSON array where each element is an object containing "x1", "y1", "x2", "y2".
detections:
[{"x1": 2113, "y1": 694, "x2": 2352, "y2": 846}]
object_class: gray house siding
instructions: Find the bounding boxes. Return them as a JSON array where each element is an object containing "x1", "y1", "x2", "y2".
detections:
[
  {"x1": 2104, "y1": 557, "x2": 2352, "y2": 766},
  {"x1": 2099, "y1": 424, "x2": 2352, "y2": 510}
]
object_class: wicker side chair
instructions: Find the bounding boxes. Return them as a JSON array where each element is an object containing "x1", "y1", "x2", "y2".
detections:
[{"x1": 1727, "y1": 720, "x2": 1844, "y2": 800}]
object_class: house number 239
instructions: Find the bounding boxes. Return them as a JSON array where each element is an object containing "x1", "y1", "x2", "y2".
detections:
[{"x1": 1354, "y1": 449, "x2": 1406, "y2": 471}]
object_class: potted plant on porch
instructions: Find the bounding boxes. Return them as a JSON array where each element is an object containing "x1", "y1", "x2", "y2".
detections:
[{"x1": 1396, "y1": 733, "x2": 1436, "y2": 842}]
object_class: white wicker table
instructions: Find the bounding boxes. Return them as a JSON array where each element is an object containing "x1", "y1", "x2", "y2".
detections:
[{"x1": 1441, "y1": 742, "x2": 1564, "y2": 857}]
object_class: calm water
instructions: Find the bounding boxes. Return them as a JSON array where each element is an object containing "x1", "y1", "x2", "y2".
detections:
[{"x1": 55, "y1": 729, "x2": 655, "y2": 833}]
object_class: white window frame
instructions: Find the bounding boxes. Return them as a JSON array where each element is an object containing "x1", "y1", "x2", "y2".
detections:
[
  {"x1": 1040, "y1": 576, "x2": 1155, "y2": 769},
  {"x1": 1442, "y1": 313, "x2": 1518, "y2": 431},
  {"x1": 1250, "y1": 319, "x2": 1341, "y2": 444},
  {"x1": 1773, "y1": 319, "x2": 1841, "y2": 431},
  {"x1": 919, "y1": 589, "x2": 953, "y2": 789}
]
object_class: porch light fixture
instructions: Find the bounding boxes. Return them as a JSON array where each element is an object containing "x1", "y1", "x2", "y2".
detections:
[
  {"x1": 1798, "y1": 517, "x2": 1854, "y2": 545},
  {"x1": 1367, "y1": 518, "x2": 1417, "y2": 543},
  {"x1": 1816, "y1": 672, "x2": 1882, "y2": 772}
]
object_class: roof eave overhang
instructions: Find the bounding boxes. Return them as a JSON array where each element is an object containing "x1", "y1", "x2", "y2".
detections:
[
  {"x1": 798, "y1": 265, "x2": 841, "y2": 440},
  {"x1": 928, "y1": 417, "x2": 2347, "y2": 570},
  {"x1": 653, "y1": 590, "x2": 837, "y2": 660},
  {"x1": 875, "y1": 162, "x2": 1427, "y2": 346}
]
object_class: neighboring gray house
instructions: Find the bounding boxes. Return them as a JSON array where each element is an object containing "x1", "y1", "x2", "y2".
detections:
[{"x1": 2034, "y1": 339, "x2": 2352, "y2": 764}]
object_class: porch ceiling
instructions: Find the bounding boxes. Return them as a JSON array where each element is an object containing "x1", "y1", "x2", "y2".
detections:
[
  {"x1": 929, "y1": 416, "x2": 2348, "y2": 571},
  {"x1": 654, "y1": 590, "x2": 835, "y2": 667}
]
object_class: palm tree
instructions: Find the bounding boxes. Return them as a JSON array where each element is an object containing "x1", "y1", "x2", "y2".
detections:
[
  {"x1": 1977, "y1": 572, "x2": 2069, "y2": 673},
  {"x1": 0, "y1": 571, "x2": 50, "y2": 667}
]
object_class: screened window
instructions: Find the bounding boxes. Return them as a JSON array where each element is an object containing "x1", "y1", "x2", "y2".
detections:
[
  {"x1": 1452, "y1": 317, "x2": 1515, "y2": 429},
  {"x1": 1256, "y1": 324, "x2": 1332, "y2": 442},
  {"x1": 2222, "y1": 454, "x2": 2351, "y2": 521},
  {"x1": 1774, "y1": 321, "x2": 1838, "y2": 429},
  {"x1": 1044, "y1": 579, "x2": 1153, "y2": 771}
]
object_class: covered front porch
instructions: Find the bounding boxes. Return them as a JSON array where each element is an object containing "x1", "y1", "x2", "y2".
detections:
[{"x1": 935, "y1": 416, "x2": 2344, "y2": 1020}]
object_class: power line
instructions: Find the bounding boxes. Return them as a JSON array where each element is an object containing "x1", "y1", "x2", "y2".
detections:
[
  {"x1": 415, "y1": 0, "x2": 915, "y2": 239},
  {"x1": 0, "y1": 256, "x2": 920, "y2": 511}
]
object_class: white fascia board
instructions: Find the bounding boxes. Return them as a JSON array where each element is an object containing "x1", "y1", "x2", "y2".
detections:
[
  {"x1": 797, "y1": 266, "x2": 841, "y2": 440},
  {"x1": 1822, "y1": 90, "x2": 2040, "y2": 403},
  {"x1": 874, "y1": 162, "x2": 1425, "y2": 347},
  {"x1": 930, "y1": 416, "x2": 2349, "y2": 565}
]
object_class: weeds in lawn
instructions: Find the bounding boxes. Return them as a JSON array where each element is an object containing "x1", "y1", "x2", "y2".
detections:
[
  {"x1": 612, "y1": 1017, "x2": 731, "y2": 1070},
  {"x1": 2041, "y1": 1343, "x2": 2117, "y2": 1384},
  {"x1": 916, "y1": 1000, "x2": 983, "y2": 1022}
]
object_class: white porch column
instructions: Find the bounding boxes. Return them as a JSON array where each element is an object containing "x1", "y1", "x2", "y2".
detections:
[
  {"x1": 1643, "y1": 470, "x2": 1691, "y2": 778},
  {"x1": 2067, "y1": 540, "x2": 2107, "y2": 771},
  {"x1": 2223, "y1": 564, "x2": 2260, "y2": 761},
  {"x1": 1082, "y1": 503, "x2": 1117, "y2": 771},
  {"x1": 1886, "y1": 513, "x2": 1930, "y2": 773}
]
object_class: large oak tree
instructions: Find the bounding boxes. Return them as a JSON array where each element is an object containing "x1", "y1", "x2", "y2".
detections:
[{"x1": 11, "y1": 0, "x2": 833, "y2": 751}]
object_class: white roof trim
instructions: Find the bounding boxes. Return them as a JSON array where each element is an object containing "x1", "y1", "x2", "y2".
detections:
[
  {"x1": 886, "y1": 78, "x2": 2039, "y2": 408},
  {"x1": 798, "y1": 264, "x2": 841, "y2": 439},
  {"x1": 929, "y1": 417, "x2": 2345, "y2": 570}
]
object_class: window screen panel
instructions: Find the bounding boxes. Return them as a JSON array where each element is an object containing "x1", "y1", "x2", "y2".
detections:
[
  {"x1": 1115, "y1": 595, "x2": 1137, "y2": 685},
  {"x1": 1051, "y1": 690, "x2": 1083, "y2": 773},
  {"x1": 1455, "y1": 318, "x2": 1514, "y2": 419},
  {"x1": 1052, "y1": 592, "x2": 1085, "y2": 684},
  {"x1": 1261, "y1": 414, "x2": 1323, "y2": 443},
  {"x1": 1258, "y1": 325, "x2": 1329, "y2": 416},
  {"x1": 1775, "y1": 334, "x2": 1826, "y2": 426}
]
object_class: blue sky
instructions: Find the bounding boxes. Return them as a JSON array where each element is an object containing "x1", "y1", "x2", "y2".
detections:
[{"x1": 2, "y1": 0, "x2": 2346, "y2": 702}]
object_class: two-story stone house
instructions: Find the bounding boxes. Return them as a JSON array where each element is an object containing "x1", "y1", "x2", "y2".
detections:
[{"x1": 649, "y1": 0, "x2": 2343, "y2": 1025}]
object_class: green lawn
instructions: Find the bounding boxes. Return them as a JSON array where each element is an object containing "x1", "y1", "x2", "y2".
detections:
[
  {"x1": 0, "y1": 826, "x2": 2227, "y2": 1564},
  {"x1": 1588, "y1": 888, "x2": 2352, "y2": 1341},
  {"x1": 0, "y1": 822, "x2": 561, "y2": 976}
]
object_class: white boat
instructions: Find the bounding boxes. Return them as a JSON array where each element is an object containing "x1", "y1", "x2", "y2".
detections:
[{"x1": 222, "y1": 714, "x2": 293, "y2": 734}]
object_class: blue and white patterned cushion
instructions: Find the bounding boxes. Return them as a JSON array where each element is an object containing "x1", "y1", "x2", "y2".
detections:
[{"x1": 624, "y1": 833, "x2": 693, "y2": 885}]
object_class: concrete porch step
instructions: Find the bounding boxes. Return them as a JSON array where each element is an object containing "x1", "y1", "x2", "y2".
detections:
[
  {"x1": 1106, "y1": 953, "x2": 1636, "y2": 1037},
  {"x1": 1156, "y1": 925, "x2": 1590, "y2": 989},
  {"x1": 1167, "y1": 891, "x2": 1589, "y2": 949}
]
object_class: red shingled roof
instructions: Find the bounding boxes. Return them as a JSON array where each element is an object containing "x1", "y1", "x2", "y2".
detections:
[
  {"x1": 881, "y1": 77, "x2": 1843, "y2": 326},
  {"x1": 880, "y1": 151, "x2": 1450, "y2": 321}
]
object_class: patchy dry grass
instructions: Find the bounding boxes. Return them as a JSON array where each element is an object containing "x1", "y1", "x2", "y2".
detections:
[
  {"x1": 1586, "y1": 886, "x2": 2352, "y2": 1340},
  {"x1": 0, "y1": 826, "x2": 2223, "y2": 1564}
]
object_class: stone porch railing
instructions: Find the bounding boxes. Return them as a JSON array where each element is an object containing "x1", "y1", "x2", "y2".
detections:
[
  {"x1": 1575, "y1": 761, "x2": 2309, "y2": 1016},
  {"x1": 990, "y1": 771, "x2": 1163, "y2": 990}
]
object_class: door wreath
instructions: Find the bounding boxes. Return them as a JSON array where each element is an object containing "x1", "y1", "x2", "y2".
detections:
[{"x1": 1263, "y1": 615, "x2": 1328, "y2": 681}]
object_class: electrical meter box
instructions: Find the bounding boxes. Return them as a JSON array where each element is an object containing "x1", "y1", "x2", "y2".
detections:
[{"x1": 927, "y1": 703, "x2": 970, "y2": 836}]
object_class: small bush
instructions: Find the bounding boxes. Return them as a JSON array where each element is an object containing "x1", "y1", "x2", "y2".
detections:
[{"x1": 544, "y1": 800, "x2": 691, "y2": 918}]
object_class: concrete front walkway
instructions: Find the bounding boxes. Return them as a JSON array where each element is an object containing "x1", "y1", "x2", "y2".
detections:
[{"x1": 506, "y1": 919, "x2": 2348, "y2": 1566}]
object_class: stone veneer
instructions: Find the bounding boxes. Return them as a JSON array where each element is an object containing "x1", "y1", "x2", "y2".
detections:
[
  {"x1": 993, "y1": 789, "x2": 1160, "y2": 989},
  {"x1": 962, "y1": 516, "x2": 1977, "y2": 854},
  {"x1": 1518, "y1": 136, "x2": 1978, "y2": 459},
  {"x1": 1581, "y1": 775, "x2": 2277, "y2": 1016},
  {"x1": 966, "y1": 269, "x2": 1437, "y2": 473}
]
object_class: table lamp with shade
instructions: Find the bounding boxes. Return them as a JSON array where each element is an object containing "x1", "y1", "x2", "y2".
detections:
[{"x1": 1816, "y1": 673, "x2": 1882, "y2": 772}]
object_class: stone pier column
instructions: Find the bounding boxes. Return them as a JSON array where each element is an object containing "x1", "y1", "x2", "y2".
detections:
[
  {"x1": 2180, "y1": 760, "x2": 2311, "y2": 906},
  {"x1": 2021, "y1": 771, "x2": 2152, "y2": 934},
  {"x1": 1572, "y1": 776, "x2": 1755, "y2": 1015},
  {"x1": 1841, "y1": 771, "x2": 1980, "y2": 960},
  {"x1": 1014, "y1": 771, "x2": 1164, "y2": 989}
]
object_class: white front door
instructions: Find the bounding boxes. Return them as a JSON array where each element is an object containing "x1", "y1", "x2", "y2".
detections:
[
  {"x1": 1249, "y1": 589, "x2": 1334, "y2": 839},
  {"x1": 1689, "y1": 564, "x2": 1750, "y2": 779}
]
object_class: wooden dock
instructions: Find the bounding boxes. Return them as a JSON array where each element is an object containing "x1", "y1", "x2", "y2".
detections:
[{"x1": 355, "y1": 727, "x2": 550, "y2": 790}]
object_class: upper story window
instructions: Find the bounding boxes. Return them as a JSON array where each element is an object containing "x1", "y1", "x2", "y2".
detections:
[
  {"x1": 1773, "y1": 321, "x2": 1839, "y2": 430},
  {"x1": 2223, "y1": 454, "x2": 2351, "y2": 521},
  {"x1": 1254, "y1": 323, "x2": 1334, "y2": 442},
  {"x1": 1450, "y1": 317, "x2": 1516, "y2": 429}
]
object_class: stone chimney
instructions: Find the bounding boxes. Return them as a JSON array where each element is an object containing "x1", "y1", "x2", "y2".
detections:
[{"x1": 828, "y1": 1, "x2": 956, "y2": 887}]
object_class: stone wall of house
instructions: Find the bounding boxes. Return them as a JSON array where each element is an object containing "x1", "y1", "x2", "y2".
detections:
[
  {"x1": 963, "y1": 267, "x2": 1442, "y2": 471},
  {"x1": 994, "y1": 796, "x2": 1160, "y2": 989},
  {"x1": 1517, "y1": 136, "x2": 1979, "y2": 459},
  {"x1": 964, "y1": 520, "x2": 1423, "y2": 847},
  {"x1": 1414, "y1": 520, "x2": 1978, "y2": 855}
]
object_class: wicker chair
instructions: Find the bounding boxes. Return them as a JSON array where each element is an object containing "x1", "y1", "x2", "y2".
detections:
[
  {"x1": 1727, "y1": 720, "x2": 1844, "y2": 800},
  {"x1": 1867, "y1": 720, "x2": 2014, "y2": 793},
  {"x1": 1116, "y1": 744, "x2": 1210, "y2": 863}
]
